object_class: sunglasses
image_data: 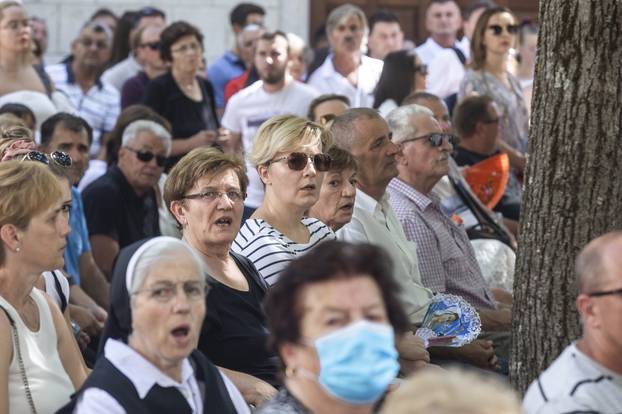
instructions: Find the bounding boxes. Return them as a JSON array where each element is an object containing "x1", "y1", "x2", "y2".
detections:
[
  {"x1": 125, "y1": 147, "x2": 167, "y2": 167},
  {"x1": 268, "y1": 152, "x2": 332, "y2": 172},
  {"x1": 400, "y1": 133, "x2": 458, "y2": 147},
  {"x1": 414, "y1": 63, "x2": 428, "y2": 76},
  {"x1": 488, "y1": 24, "x2": 519, "y2": 36},
  {"x1": 139, "y1": 41, "x2": 160, "y2": 51},
  {"x1": 22, "y1": 150, "x2": 72, "y2": 167},
  {"x1": 80, "y1": 37, "x2": 109, "y2": 50},
  {"x1": 482, "y1": 117, "x2": 500, "y2": 124}
]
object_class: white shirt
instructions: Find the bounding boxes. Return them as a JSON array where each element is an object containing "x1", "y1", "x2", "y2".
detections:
[
  {"x1": 416, "y1": 37, "x2": 470, "y2": 99},
  {"x1": 523, "y1": 342, "x2": 622, "y2": 414},
  {"x1": 74, "y1": 338, "x2": 250, "y2": 414},
  {"x1": 307, "y1": 53, "x2": 383, "y2": 108},
  {"x1": 337, "y1": 189, "x2": 433, "y2": 324},
  {"x1": 221, "y1": 79, "x2": 318, "y2": 208},
  {"x1": 101, "y1": 55, "x2": 142, "y2": 91}
]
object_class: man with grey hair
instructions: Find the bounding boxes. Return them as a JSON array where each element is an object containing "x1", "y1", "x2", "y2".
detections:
[
  {"x1": 331, "y1": 108, "x2": 432, "y2": 372},
  {"x1": 308, "y1": 4, "x2": 383, "y2": 107},
  {"x1": 387, "y1": 104, "x2": 512, "y2": 370},
  {"x1": 82, "y1": 120, "x2": 171, "y2": 278},
  {"x1": 523, "y1": 232, "x2": 622, "y2": 413},
  {"x1": 46, "y1": 21, "x2": 120, "y2": 159}
]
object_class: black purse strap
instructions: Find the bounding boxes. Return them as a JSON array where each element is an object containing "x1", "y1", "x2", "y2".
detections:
[{"x1": 0, "y1": 304, "x2": 38, "y2": 414}]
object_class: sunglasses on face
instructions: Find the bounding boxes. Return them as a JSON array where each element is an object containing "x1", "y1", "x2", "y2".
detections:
[
  {"x1": 488, "y1": 24, "x2": 519, "y2": 36},
  {"x1": 414, "y1": 63, "x2": 428, "y2": 76},
  {"x1": 267, "y1": 152, "x2": 332, "y2": 172},
  {"x1": 22, "y1": 150, "x2": 72, "y2": 167},
  {"x1": 80, "y1": 37, "x2": 109, "y2": 50},
  {"x1": 587, "y1": 287, "x2": 622, "y2": 298},
  {"x1": 400, "y1": 133, "x2": 458, "y2": 147},
  {"x1": 125, "y1": 147, "x2": 167, "y2": 167},
  {"x1": 139, "y1": 41, "x2": 160, "y2": 51},
  {"x1": 481, "y1": 117, "x2": 500, "y2": 124}
]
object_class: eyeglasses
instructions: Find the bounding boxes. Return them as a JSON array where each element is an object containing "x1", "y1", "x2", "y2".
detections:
[
  {"x1": 80, "y1": 37, "x2": 109, "y2": 50},
  {"x1": 125, "y1": 147, "x2": 167, "y2": 167},
  {"x1": 182, "y1": 189, "x2": 245, "y2": 203},
  {"x1": 22, "y1": 150, "x2": 72, "y2": 167},
  {"x1": 139, "y1": 41, "x2": 160, "y2": 51},
  {"x1": 267, "y1": 152, "x2": 332, "y2": 172},
  {"x1": 171, "y1": 42, "x2": 201, "y2": 55},
  {"x1": 587, "y1": 287, "x2": 622, "y2": 298},
  {"x1": 414, "y1": 63, "x2": 428, "y2": 76},
  {"x1": 133, "y1": 281, "x2": 208, "y2": 303},
  {"x1": 488, "y1": 24, "x2": 519, "y2": 36},
  {"x1": 400, "y1": 133, "x2": 458, "y2": 147},
  {"x1": 2, "y1": 20, "x2": 29, "y2": 32}
]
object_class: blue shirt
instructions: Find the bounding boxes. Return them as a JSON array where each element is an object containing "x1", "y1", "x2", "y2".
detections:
[
  {"x1": 64, "y1": 186, "x2": 91, "y2": 285},
  {"x1": 207, "y1": 50, "x2": 245, "y2": 108}
]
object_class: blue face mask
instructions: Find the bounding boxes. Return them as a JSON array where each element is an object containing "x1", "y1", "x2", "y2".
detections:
[{"x1": 311, "y1": 320, "x2": 399, "y2": 405}]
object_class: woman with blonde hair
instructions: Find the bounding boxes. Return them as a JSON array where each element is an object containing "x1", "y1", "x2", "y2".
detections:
[
  {"x1": 458, "y1": 6, "x2": 528, "y2": 170},
  {"x1": 0, "y1": 161, "x2": 87, "y2": 414},
  {"x1": 232, "y1": 115, "x2": 335, "y2": 286}
]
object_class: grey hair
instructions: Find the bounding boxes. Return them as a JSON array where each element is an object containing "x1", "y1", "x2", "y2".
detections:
[
  {"x1": 386, "y1": 104, "x2": 434, "y2": 144},
  {"x1": 122, "y1": 120, "x2": 172, "y2": 155},
  {"x1": 126, "y1": 237, "x2": 208, "y2": 297},
  {"x1": 326, "y1": 4, "x2": 369, "y2": 38},
  {"x1": 330, "y1": 108, "x2": 383, "y2": 152}
]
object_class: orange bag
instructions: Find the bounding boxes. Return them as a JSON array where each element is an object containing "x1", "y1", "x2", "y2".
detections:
[{"x1": 463, "y1": 153, "x2": 510, "y2": 209}]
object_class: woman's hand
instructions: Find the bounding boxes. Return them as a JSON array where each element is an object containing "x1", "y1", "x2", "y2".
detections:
[
  {"x1": 70, "y1": 305, "x2": 104, "y2": 338},
  {"x1": 246, "y1": 378, "x2": 278, "y2": 408},
  {"x1": 189, "y1": 130, "x2": 218, "y2": 149},
  {"x1": 396, "y1": 332, "x2": 430, "y2": 363}
]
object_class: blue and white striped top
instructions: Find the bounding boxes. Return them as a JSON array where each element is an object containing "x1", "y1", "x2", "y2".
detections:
[{"x1": 232, "y1": 217, "x2": 335, "y2": 286}]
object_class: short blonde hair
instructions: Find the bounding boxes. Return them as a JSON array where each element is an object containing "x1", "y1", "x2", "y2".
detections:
[
  {"x1": 248, "y1": 114, "x2": 332, "y2": 167},
  {"x1": 0, "y1": 161, "x2": 64, "y2": 265},
  {"x1": 380, "y1": 369, "x2": 522, "y2": 414}
]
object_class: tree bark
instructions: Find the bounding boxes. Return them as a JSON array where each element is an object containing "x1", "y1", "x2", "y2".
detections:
[{"x1": 510, "y1": 0, "x2": 622, "y2": 394}]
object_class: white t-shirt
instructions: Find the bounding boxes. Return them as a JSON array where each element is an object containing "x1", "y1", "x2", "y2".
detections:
[
  {"x1": 523, "y1": 342, "x2": 622, "y2": 414},
  {"x1": 221, "y1": 80, "x2": 318, "y2": 208},
  {"x1": 307, "y1": 53, "x2": 383, "y2": 108},
  {"x1": 416, "y1": 37, "x2": 470, "y2": 99}
]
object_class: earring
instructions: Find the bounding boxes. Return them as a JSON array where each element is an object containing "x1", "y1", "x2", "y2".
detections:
[
  {"x1": 285, "y1": 366, "x2": 296, "y2": 378},
  {"x1": 15, "y1": 246, "x2": 20, "y2": 253}
]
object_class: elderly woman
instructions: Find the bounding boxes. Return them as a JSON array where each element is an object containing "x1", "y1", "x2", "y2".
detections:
[
  {"x1": 0, "y1": 161, "x2": 87, "y2": 414},
  {"x1": 143, "y1": 21, "x2": 220, "y2": 169},
  {"x1": 257, "y1": 240, "x2": 409, "y2": 414},
  {"x1": 232, "y1": 115, "x2": 335, "y2": 286},
  {"x1": 61, "y1": 236, "x2": 249, "y2": 413},
  {"x1": 308, "y1": 146, "x2": 357, "y2": 232},
  {"x1": 307, "y1": 4, "x2": 383, "y2": 108},
  {"x1": 458, "y1": 6, "x2": 528, "y2": 171}
]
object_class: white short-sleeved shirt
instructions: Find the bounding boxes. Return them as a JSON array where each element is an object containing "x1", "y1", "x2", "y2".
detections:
[
  {"x1": 221, "y1": 80, "x2": 318, "y2": 208},
  {"x1": 74, "y1": 338, "x2": 250, "y2": 414},
  {"x1": 523, "y1": 342, "x2": 622, "y2": 414},
  {"x1": 232, "y1": 217, "x2": 335, "y2": 286},
  {"x1": 307, "y1": 53, "x2": 383, "y2": 108},
  {"x1": 45, "y1": 63, "x2": 120, "y2": 157}
]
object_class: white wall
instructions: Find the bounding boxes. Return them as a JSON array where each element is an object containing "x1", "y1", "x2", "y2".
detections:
[{"x1": 22, "y1": 0, "x2": 310, "y2": 65}]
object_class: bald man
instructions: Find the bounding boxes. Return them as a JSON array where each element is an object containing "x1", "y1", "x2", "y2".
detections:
[{"x1": 523, "y1": 232, "x2": 622, "y2": 413}]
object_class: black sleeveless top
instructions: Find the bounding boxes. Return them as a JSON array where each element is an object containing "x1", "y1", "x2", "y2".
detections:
[{"x1": 56, "y1": 350, "x2": 238, "y2": 414}]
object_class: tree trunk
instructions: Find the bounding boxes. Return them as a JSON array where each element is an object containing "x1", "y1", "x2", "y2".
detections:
[{"x1": 510, "y1": 0, "x2": 622, "y2": 394}]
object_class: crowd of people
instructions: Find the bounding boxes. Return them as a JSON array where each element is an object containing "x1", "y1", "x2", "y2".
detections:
[{"x1": 0, "y1": 0, "x2": 619, "y2": 413}]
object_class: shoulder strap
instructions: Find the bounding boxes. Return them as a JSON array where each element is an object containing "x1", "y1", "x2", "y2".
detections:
[
  {"x1": 33, "y1": 64, "x2": 54, "y2": 97},
  {"x1": 451, "y1": 46, "x2": 467, "y2": 65},
  {"x1": 52, "y1": 271, "x2": 68, "y2": 313}
]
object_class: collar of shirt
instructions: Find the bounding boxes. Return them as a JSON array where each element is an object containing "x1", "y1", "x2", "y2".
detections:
[
  {"x1": 388, "y1": 178, "x2": 435, "y2": 210},
  {"x1": 65, "y1": 60, "x2": 103, "y2": 90},
  {"x1": 224, "y1": 50, "x2": 245, "y2": 67},
  {"x1": 316, "y1": 53, "x2": 370, "y2": 79},
  {"x1": 104, "y1": 338, "x2": 195, "y2": 399},
  {"x1": 354, "y1": 187, "x2": 391, "y2": 219}
]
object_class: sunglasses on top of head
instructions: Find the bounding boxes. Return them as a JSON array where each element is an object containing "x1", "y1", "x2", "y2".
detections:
[
  {"x1": 400, "y1": 133, "x2": 458, "y2": 147},
  {"x1": 267, "y1": 152, "x2": 332, "y2": 172},
  {"x1": 22, "y1": 150, "x2": 72, "y2": 168},
  {"x1": 487, "y1": 24, "x2": 519, "y2": 36},
  {"x1": 125, "y1": 147, "x2": 167, "y2": 167}
]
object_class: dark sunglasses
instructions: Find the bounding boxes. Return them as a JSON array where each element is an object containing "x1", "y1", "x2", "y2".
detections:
[
  {"x1": 488, "y1": 24, "x2": 519, "y2": 36},
  {"x1": 139, "y1": 41, "x2": 160, "y2": 51},
  {"x1": 125, "y1": 147, "x2": 167, "y2": 167},
  {"x1": 22, "y1": 150, "x2": 72, "y2": 167},
  {"x1": 481, "y1": 117, "x2": 500, "y2": 124},
  {"x1": 587, "y1": 287, "x2": 622, "y2": 298},
  {"x1": 400, "y1": 133, "x2": 458, "y2": 147},
  {"x1": 268, "y1": 152, "x2": 332, "y2": 172},
  {"x1": 414, "y1": 63, "x2": 428, "y2": 76}
]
